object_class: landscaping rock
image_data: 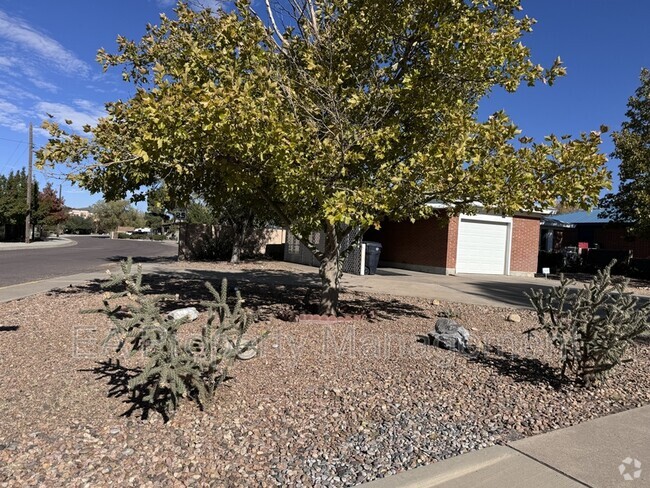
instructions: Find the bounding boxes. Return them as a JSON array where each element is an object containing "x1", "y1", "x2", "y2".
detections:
[
  {"x1": 507, "y1": 313, "x2": 521, "y2": 323},
  {"x1": 428, "y1": 318, "x2": 470, "y2": 351},
  {"x1": 223, "y1": 338, "x2": 259, "y2": 360},
  {"x1": 237, "y1": 348, "x2": 258, "y2": 360},
  {"x1": 167, "y1": 307, "x2": 199, "y2": 322},
  {"x1": 2, "y1": 259, "x2": 649, "y2": 487}
]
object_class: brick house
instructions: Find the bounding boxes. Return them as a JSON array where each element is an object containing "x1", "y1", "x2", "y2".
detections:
[
  {"x1": 541, "y1": 209, "x2": 650, "y2": 259},
  {"x1": 365, "y1": 207, "x2": 545, "y2": 277}
]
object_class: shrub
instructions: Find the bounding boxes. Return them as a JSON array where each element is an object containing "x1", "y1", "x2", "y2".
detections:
[
  {"x1": 526, "y1": 260, "x2": 650, "y2": 385},
  {"x1": 86, "y1": 258, "x2": 265, "y2": 417}
]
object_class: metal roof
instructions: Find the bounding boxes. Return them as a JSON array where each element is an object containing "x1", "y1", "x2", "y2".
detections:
[
  {"x1": 540, "y1": 218, "x2": 575, "y2": 229},
  {"x1": 546, "y1": 208, "x2": 611, "y2": 225}
]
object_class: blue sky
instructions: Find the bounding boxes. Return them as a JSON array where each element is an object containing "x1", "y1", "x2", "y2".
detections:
[{"x1": 0, "y1": 1, "x2": 649, "y2": 209}]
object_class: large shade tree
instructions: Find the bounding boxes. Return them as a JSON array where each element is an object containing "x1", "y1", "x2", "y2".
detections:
[
  {"x1": 38, "y1": 0, "x2": 610, "y2": 314},
  {"x1": 601, "y1": 68, "x2": 650, "y2": 234}
]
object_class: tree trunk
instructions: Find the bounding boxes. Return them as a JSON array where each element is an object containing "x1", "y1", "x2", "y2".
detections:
[
  {"x1": 230, "y1": 211, "x2": 254, "y2": 264},
  {"x1": 230, "y1": 221, "x2": 244, "y2": 264},
  {"x1": 319, "y1": 257, "x2": 339, "y2": 315},
  {"x1": 318, "y1": 223, "x2": 341, "y2": 315},
  {"x1": 230, "y1": 235, "x2": 242, "y2": 264}
]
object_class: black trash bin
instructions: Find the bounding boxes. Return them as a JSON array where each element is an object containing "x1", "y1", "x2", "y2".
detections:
[{"x1": 364, "y1": 241, "x2": 382, "y2": 275}]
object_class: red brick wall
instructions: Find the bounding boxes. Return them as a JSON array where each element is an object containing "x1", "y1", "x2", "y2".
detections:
[
  {"x1": 559, "y1": 224, "x2": 650, "y2": 259},
  {"x1": 595, "y1": 225, "x2": 650, "y2": 259},
  {"x1": 370, "y1": 214, "x2": 540, "y2": 274},
  {"x1": 510, "y1": 216, "x2": 540, "y2": 273},
  {"x1": 372, "y1": 216, "x2": 450, "y2": 269},
  {"x1": 446, "y1": 217, "x2": 459, "y2": 269}
]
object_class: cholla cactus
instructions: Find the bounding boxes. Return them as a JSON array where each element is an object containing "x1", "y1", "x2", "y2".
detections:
[
  {"x1": 526, "y1": 260, "x2": 650, "y2": 385},
  {"x1": 86, "y1": 258, "x2": 265, "y2": 417}
]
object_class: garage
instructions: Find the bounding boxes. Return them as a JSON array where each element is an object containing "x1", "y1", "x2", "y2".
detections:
[
  {"x1": 353, "y1": 210, "x2": 540, "y2": 276},
  {"x1": 456, "y1": 216, "x2": 511, "y2": 275}
]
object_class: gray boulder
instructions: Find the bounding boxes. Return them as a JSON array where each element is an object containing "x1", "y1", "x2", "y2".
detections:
[
  {"x1": 167, "y1": 307, "x2": 199, "y2": 322},
  {"x1": 428, "y1": 318, "x2": 470, "y2": 351}
]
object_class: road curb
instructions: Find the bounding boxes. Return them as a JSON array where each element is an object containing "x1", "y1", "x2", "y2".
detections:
[
  {"x1": 0, "y1": 263, "x2": 174, "y2": 303},
  {"x1": 0, "y1": 237, "x2": 77, "y2": 252}
]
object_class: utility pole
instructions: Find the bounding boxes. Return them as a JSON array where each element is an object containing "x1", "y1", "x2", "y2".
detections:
[
  {"x1": 58, "y1": 184, "x2": 63, "y2": 237},
  {"x1": 24, "y1": 123, "x2": 33, "y2": 244}
]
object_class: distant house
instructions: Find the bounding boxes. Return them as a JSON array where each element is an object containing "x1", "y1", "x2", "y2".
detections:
[
  {"x1": 540, "y1": 208, "x2": 650, "y2": 259},
  {"x1": 68, "y1": 208, "x2": 93, "y2": 219}
]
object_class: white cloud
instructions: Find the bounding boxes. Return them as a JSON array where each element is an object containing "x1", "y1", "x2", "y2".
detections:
[
  {"x1": 0, "y1": 9, "x2": 90, "y2": 77},
  {"x1": 0, "y1": 79, "x2": 41, "y2": 101},
  {"x1": 0, "y1": 55, "x2": 16, "y2": 68},
  {"x1": 0, "y1": 99, "x2": 21, "y2": 115},
  {"x1": 0, "y1": 97, "x2": 29, "y2": 132},
  {"x1": 35, "y1": 99, "x2": 105, "y2": 133}
]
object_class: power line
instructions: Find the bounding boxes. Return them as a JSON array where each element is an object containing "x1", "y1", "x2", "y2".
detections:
[
  {"x1": 0, "y1": 142, "x2": 22, "y2": 173},
  {"x1": 0, "y1": 146, "x2": 28, "y2": 175},
  {"x1": 0, "y1": 136, "x2": 30, "y2": 145},
  {"x1": 9, "y1": 147, "x2": 28, "y2": 171}
]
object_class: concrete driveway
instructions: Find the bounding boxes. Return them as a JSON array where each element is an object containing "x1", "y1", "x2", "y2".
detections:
[{"x1": 342, "y1": 267, "x2": 562, "y2": 308}]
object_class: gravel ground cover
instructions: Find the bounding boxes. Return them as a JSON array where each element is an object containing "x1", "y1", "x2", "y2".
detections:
[{"x1": 1, "y1": 262, "x2": 649, "y2": 487}]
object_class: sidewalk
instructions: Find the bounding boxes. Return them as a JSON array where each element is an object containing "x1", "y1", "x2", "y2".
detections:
[
  {"x1": 0, "y1": 270, "x2": 108, "y2": 302},
  {"x1": 0, "y1": 236, "x2": 76, "y2": 251},
  {"x1": 362, "y1": 405, "x2": 649, "y2": 487},
  {"x1": 0, "y1": 262, "x2": 178, "y2": 303}
]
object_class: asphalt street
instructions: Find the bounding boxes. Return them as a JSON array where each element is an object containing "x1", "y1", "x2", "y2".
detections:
[{"x1": 0, "y1": 236, "x2": 177, "y2": 287}]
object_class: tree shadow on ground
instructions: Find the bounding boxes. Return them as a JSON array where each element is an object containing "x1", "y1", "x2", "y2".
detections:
[
  {"x1": 52, "y1": 267, "x2": 429, "y2": 321},
  {"x1": 459, "y1": 281, "x2": 557, "y2": 308},
  {"x1": 469, "y1": 344, "x2": 564, "y2": 388},
  {"x1": 463, "y1": 280, "x2": 650, "y2": 309},
  {"x1": 104, "y1": 255, "x2": 178, "y2": 265}
]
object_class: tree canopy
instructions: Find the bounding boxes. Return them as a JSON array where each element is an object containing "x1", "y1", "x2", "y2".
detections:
[
  {"x1": 37, "y1": 0, "x2": 610, "y2": 313},
  {"x1": 35, "y1": 182, "x2": 67, "y2": 233},
  {"x1": 90, "y1": 199, "x2": 145, "y2": 235},
  {"x1": 601, "y1": 68, "x2": 650, "y2": 234},
  {"x1": 0, "y1": 169, "x2": 39, "y2": 240}
]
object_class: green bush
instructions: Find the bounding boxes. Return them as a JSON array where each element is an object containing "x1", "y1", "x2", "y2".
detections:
[
  {"x1": 86, "y1": 258, "x2": 265, "y2": 417},
  {"x1": 526, "y1": 261, "x2": 650, "y2": 385},
  {"x1": 150, "y1": 234, "x2": 167, "y2": 241}
]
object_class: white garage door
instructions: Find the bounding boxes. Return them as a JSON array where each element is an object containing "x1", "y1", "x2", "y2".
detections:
[{"x1": 456, "y1": 218, "x2": 509, "y2": 274}]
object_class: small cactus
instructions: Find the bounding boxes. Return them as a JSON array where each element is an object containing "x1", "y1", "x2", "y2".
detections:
[
  {"x1": 85, "y1": 258, "x2": 266, "y2": 417},
  {"x1": 526, "y1": 260, "x2": 650, "y2": 385}
]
